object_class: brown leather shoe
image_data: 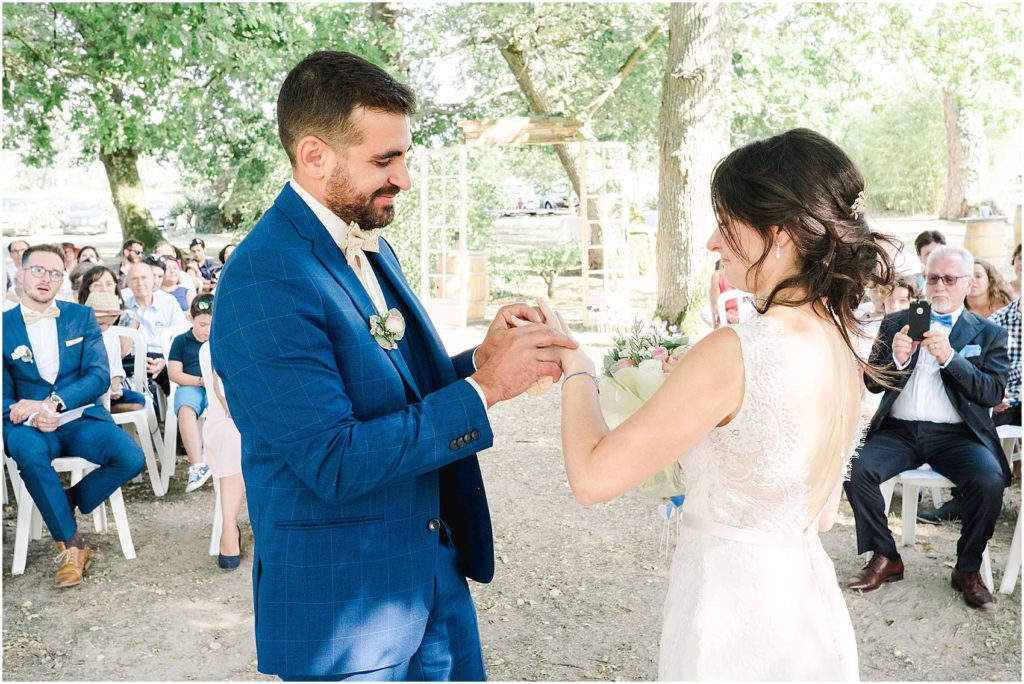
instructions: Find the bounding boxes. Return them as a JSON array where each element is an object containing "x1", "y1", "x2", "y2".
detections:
[
  {"x1": 951, "y1": 569, "x2": 997, "y2": 611},
  {"x1": 53, "y1": 543, "x2": 91, "y2": 588},
  {"x1": 846, "y1": 553, "x2": 904, "y2": 591}
]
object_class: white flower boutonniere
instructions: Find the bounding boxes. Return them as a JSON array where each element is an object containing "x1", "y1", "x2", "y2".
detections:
[
  {"x1": 369, "y1": 308, "x2": 406, "y2": 351},
  {"x1": 11, "y1": 345, "x2": 33, "y2": 364}
]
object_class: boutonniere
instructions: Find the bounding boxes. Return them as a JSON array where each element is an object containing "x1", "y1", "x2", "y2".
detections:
[
  {"x1": 11, "y1": 345, "x2": 33, "y2": 364},
  {"x1": 369, "y1": 308, "x2": 406, "y2": 351}
]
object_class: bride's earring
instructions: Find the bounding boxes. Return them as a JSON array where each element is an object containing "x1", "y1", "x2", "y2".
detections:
[{"x1": 776, "y1": 243, "x2": 781, "y2": 259}]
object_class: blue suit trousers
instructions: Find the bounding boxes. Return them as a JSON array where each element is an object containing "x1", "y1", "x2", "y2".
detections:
[
  {"x1": 5, "y1": 417, "x2": 144, "y2": 542},
  {"x1": 280, "y1": 523, "x2": 485, "y2": 682}
]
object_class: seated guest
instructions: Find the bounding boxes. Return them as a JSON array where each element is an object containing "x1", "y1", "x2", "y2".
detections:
[
  {"x1": 122, "y1": 262, "x2": 187, "y2": 396},
  {"x1": 967, "y1": 258, "x2": 1014, "y2": 319},
  {"x1": 990, "y1": 297, "x2": 1021, "y2": 480},
  {"x1": 167, "y1": 295, "x2": 214, "y2": 492},
  {"x1": 1010, "y1": 243, "x2": 1021, "y2": 300},
  {"x1": 882, "y1": 275, "x2": 920, "y2": 315},
  {"x1": 3, "y1": 244, "x2": 144, "y2": 588},
  {"x1": 116, "y1": 239, "x2": 144, "y2": 290},
  {"x1": 69, "y1": 247, "x2": 102, "y2": 295},
  {"x1": 84, "y1": 291, "x2": 146, "y2": 413},
  {"x1": 845, "y1": 246, "x2": 1010, "y2": 610},
  {"x1": 77, "y1": 246, "x2": 101, "y2": 266},
  {"x1": 188, "y1": 238, "x2": 218, "y2": 292},
  {"x1": 913, "y1": 230, "x2": 946, "y2": 292},
  {"x1": 158, "y1": 257, "x2": 193, "y2": 312},
  {"x1": 211, "y1": 243, "x2": 236, "y2": 291},
  {"x1": 203, "y1": 352, "x2": 245, "y2": 569}
]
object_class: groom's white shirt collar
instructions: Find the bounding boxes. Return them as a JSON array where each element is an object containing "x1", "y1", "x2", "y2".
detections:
[
  {"x1": 288, "y1": 177, "x2": 489, "y2": 410},
  {"x1": 289, "y1": 178, "x2": 351, "y2": 252}
]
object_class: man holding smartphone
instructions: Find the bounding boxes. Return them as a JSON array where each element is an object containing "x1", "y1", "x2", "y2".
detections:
[{"x1": 844, "y1": 245, "x2": 1010, "y2": 611}]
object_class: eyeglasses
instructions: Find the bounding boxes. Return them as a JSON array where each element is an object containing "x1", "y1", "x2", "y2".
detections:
[
  {"x1": 25, "y1": 265, "x2": 65, "y2": 282},
  {"x1": 925, "y1": 273, "x2": 972, "y2": 287},
  {"x1": 128, "y1": 249, "x2": 144, "y2": 256}
]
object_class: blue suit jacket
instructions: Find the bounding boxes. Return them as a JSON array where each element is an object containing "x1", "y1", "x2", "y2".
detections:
[
  {"x1": 210, "y1": 184, "x2": 494, "y2": 676},
  {"x1": 3, "y1": 302, "x2": 113, "y2": 433}
]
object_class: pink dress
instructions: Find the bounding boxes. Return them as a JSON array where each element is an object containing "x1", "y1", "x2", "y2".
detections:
[{"x1": 202, "y1": 383, "x2": 242, "y2": 478}]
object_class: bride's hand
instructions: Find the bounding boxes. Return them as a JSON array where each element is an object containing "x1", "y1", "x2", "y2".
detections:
[{"x1": 517, "y1": 297, "x2": 595, "y2": 377}]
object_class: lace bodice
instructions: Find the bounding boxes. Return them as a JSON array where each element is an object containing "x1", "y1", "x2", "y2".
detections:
[{"x1": 679, "y1": 315, "x2": 864, "y2": 533}]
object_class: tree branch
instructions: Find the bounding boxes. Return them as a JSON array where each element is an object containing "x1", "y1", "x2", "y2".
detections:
[
  {"x1": 3, "y1": 30, "x2": 89, "y2": 80},
  {"x1": 579, "y1": 25, "x2": 662, "y2": 122}
]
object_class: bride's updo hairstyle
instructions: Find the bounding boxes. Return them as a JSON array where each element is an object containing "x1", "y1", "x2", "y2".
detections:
[{"x1": 710, "y1": 128, "x2": 897, "y2": 376}]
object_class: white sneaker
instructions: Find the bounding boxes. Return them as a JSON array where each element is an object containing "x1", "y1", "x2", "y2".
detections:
[{"x1": 185, "y1": 463, "x2": 212, "y2": 493}]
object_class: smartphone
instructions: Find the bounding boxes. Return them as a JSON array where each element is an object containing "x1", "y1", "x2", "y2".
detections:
[{"x1": 907, "y1": 300, "x2": 931, "y2": 342}]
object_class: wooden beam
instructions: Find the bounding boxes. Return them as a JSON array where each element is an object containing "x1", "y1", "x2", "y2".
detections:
[{"x1": 459, "y1": 117, "x2": 588, "y2": 146}]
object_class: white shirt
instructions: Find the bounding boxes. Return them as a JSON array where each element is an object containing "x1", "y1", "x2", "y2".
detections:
[
  {"x1": 20, "y1": 303, "x2": 60, "y2": 385},
  {"x1": 890, "y1": 306, "x2": 964, "y2": 423},
  {"x1": 102, "y1": 328, "x2": 126, "y2": 380},
  {"x1": 122, "y1": 289, "x2": 188, "y2": 354},
  {"x1": 288, "y1": 179, "x2": 488, "y2": 409}
]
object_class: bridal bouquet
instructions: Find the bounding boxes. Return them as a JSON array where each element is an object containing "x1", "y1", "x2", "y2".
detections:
[{"x1": 598, "y1": 319, "x2": 691, "y2": 499}]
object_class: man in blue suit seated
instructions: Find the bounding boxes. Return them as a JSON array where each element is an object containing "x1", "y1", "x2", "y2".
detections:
[
  {"x1": 211, "y1": 51, "x2": 577, "y2": 681},
  {"x1": 3, "y1": 244, "x2": 145, "y2": 588}
]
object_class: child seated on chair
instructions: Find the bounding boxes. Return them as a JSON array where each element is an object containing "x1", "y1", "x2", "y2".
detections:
[
  {"x1": 167, "y1": 294, "x2": 214, "y2": 493},
  {"x1": 84, "y1": 291, "x2": 145, "y2": 413}
]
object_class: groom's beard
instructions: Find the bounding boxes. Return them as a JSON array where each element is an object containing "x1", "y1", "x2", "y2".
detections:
[{"x1": 325, "y1": 165, "x2": 400, "y2": 229}]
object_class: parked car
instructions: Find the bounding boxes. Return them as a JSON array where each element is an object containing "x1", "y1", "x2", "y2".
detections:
[
  {"x1": 538, "y1": 187, "x2": 578, "y2": 211},
  {"x1": 1, "y1": 197, "x2": 34, "y2": 236},
  {"x1": 503, "y1": 183, "x2": 539, "y2": 215},
  {"x1": 64, "y1": 200, "x2": 109, "y2": 235}
]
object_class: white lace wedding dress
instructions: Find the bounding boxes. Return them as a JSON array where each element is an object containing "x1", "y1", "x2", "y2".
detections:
[{"x1": 659, "y1": 316, "x2": 861, "y2": 681}]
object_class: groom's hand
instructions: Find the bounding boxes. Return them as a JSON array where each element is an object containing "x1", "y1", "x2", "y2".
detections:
[
  {"x1": 475, "y1": 303, "x2": 545, "y2": 368},
  {"x1": 471, "y1": 322, "x2": 578, "y2": 408}
]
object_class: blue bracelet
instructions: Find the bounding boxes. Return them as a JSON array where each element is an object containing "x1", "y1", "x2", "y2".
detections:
[{"x1": 562, "y1": 370, "x2": 599, "y2": 392}]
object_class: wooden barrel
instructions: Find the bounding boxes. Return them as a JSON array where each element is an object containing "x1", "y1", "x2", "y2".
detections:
[
  {"x1": 963, "y1": 216, "x2": 1010, "y2": 265},
  {"x1": 442, "y1": 250, "x2": 488, "y2": 320}
]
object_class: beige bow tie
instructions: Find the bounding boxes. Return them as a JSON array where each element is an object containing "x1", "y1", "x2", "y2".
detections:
[
  {"x1": 23, "y1": 307, "x2": 60, "y2": 325},
  {"x1": 340, "y1": 222, "x2": 380, "y2": 259}
]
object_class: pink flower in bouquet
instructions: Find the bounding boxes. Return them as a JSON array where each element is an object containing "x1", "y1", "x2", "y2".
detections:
[
  {"x1": 662, "y1": 354, "x2": 682, "y2": 373},
  {"x1": 615, "y1": 358, "x2": 636, "y2": 370},
  {"x1": 652, "y1": 346, "x2": 669, "y2": 359}
]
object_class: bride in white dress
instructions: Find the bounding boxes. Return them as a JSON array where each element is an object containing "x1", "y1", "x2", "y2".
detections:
[{"x1": 548, "y1": 129, "x2": 896, "y2": 680}]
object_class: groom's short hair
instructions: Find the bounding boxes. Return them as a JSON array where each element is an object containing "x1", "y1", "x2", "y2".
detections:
[{"x1": 277, "y1": 51, "x2": 416, "y2": 166}]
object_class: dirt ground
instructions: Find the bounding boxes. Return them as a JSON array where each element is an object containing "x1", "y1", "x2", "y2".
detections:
[
  {"x1": 3, "y1": 215, "x2": 1021, "y2": 681},
  {"x1": 2, "y1": 369, "x2": 1021, "y2": 682}
]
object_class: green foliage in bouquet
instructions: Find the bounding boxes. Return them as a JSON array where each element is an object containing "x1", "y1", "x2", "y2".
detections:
[
  {"x1": 599, "y1": 319, "x2": 691, "y2": 499},
  {"x1": 602, "y1": 318, "x2": 689, "y2": 378}
]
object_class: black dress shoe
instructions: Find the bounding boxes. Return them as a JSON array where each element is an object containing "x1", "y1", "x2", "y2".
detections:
[{"x1": 917, "y1": 497, "x2": 963, "y2": 524}]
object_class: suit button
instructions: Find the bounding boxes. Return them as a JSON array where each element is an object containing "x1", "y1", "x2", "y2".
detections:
[
  {"x1": 449, "y1": 439, "x2": 459, "y2": 450},
  {"x1": 470, "y1": 430, "x2": 480, "y2": 440},
  {"x1": 456, "y1": 437, "x2": 466, "y2": 447},
  {"x1": 426, "y1": 518, "x2": 440, "y2": 533}
]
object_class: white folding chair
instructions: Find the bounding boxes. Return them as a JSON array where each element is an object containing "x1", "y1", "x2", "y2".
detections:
[
  {"x1": 108, "y1": 326, "x2": 165, "y2": 496},
  {"x1": 199, "y1": 342, "x2": 223, "y2": 556},
  {"x1": 159, "y1": 323, "x2": 194, "y2": 491},
  {"x1": 716, "y1": 289, "x2": 757, "y2": 326},
  {"x1": 9, "y1": 456, "x2": 135, "y2": 575},
  {"x1": 881, "y1": 467, "x2": 994, "y2": 592},
  {"x1": 996, "y1": 423, "x2": 1021, "y2": 594}
]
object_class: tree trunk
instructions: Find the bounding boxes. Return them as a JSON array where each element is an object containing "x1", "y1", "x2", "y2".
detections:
[
  {"x1": 656, "y1": 3, "x2": 733, "y2": 325},
  {"x1": 100, "y1": 147, "x2": 164, "y2": 248},
  {"x1": 494, "y1": 37, "x2": 604, "y2": 269},
  {"x1": 940, "y1": 88, "x2": 967, "y2": 220},
  {"x1": 369, "y1": 3, "x2": 407, "y2": 75}
]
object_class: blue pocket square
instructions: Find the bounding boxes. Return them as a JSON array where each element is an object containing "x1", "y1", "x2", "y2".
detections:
[{"x1": 959, "y1": 344, "x2": 981, "y2": 358}]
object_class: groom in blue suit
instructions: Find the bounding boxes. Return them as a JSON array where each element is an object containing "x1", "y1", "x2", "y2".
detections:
[
  {"x1": 211, "y1": 51, "x2": 575, "y2": 681},
  {"x1": 3, "y1": 244, "x2": 144, "y2": 587}
]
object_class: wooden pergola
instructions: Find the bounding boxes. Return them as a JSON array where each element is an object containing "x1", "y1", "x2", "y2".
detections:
[{"x1": 419, "y1": 116, "x2": 632, "y2": 328}]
